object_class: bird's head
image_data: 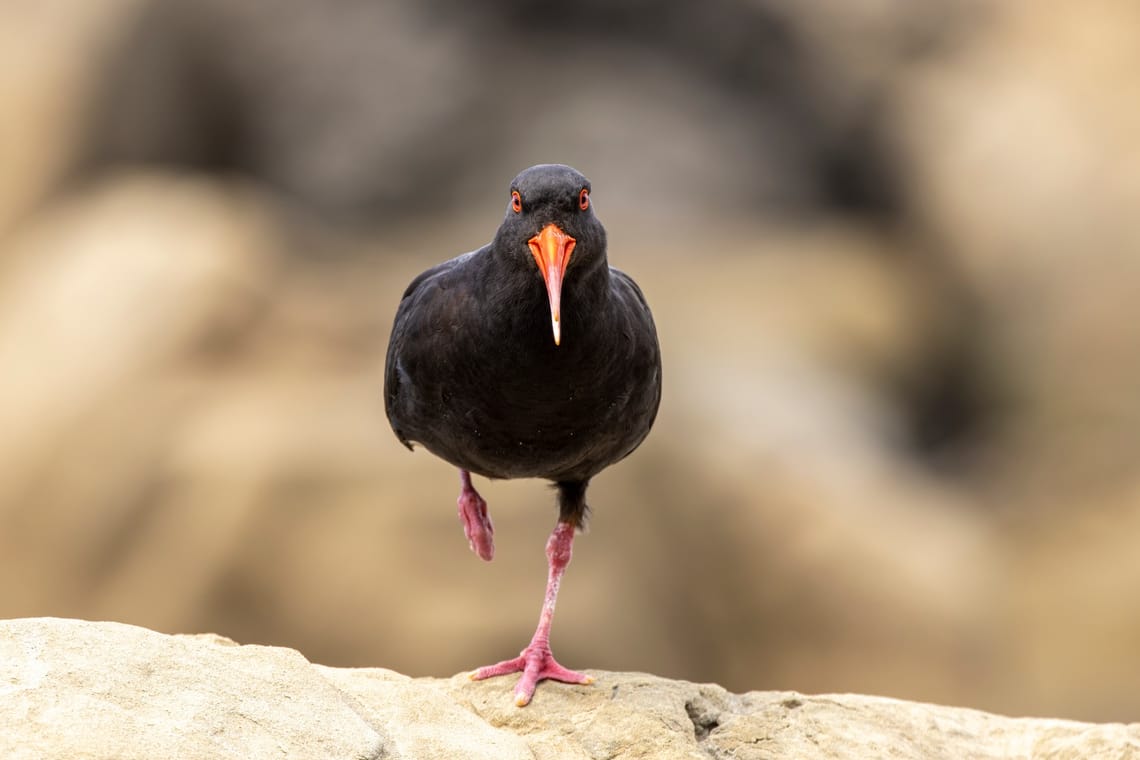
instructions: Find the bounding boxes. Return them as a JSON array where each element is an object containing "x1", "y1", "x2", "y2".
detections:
[{"x1": 494, "y1": 164, "x2": 606, "y2": 346}]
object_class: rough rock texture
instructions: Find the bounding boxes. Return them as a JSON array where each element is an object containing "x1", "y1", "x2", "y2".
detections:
[{"x1": 2, "y1": 619, "x2": 1137, "y2": 760}]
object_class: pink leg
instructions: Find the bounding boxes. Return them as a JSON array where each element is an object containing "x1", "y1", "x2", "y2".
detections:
[
  {"x1": 470, "y1": 520, "x2": 593, "y2": 706},
  {"x1": 457, "y1": 470, "x2": 494, "y2": 561}
]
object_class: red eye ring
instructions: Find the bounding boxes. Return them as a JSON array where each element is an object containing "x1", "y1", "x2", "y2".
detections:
[
  {"x1": 511, "y1": 190, "x2": 522, "y2": 213},
  {"x1": 578, "y1": 188, "x2": 590, "y2": 211}
]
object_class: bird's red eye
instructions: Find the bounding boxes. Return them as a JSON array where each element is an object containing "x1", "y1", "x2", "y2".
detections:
[
  {"x1": 578, "y1": 188, "x2": 589, "y2": 211},
  {"x1": 511, "y1": 191, "x2": 522, "y2": 213}
]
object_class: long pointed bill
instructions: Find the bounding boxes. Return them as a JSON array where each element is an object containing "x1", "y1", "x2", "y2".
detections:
[{"x1": 527, "y1": 223, "x2": 576, "y2": 346}]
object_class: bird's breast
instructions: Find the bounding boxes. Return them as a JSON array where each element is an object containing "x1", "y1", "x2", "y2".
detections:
[
  {"x1": 414, "y1": 325, "x2": 649, "y2": 480},
  {"x1": 388, "y1": 258, "x2": 658, "y2": 482}
]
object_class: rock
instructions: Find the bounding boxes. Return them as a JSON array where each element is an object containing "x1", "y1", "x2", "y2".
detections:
[
  {"x1": 2, "y1": 618, "x2": 1137, "y2": 760},
  {"x1": 0, "y1": 172, "x2": 278, "y2": 622},
  {"x1": 78, "y1": 0, "x2": 959, "y2": 224},
  {"x1": 0, "y1": 0, "x2": 142, "y2": 236},
  {"x1": 1, "y1": 618, "x2": 383, "y2": 760},
  {"x1": 892, "y1": 1, "x2": 1140, "y2": 494}
]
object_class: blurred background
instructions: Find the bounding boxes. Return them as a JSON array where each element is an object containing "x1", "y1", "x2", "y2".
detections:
[{"x1": 2, "y1": 0, "x2": 1139, "y2": 723}]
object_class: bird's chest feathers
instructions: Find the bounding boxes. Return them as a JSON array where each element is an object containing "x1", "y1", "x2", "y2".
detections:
[
  {"x1": 432, "y1": 277, "x2": 613, "y2": 430},
  {"x1": 475, "y1": 288, "x2": 606, "y2": 403}
]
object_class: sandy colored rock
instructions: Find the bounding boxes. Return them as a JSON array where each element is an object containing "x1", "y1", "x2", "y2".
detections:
[
  {"x1": 0, "y1": 618, "x2": 383, "y2": 760},
  {"x1": 0, "y1": 0, "x2": 143, "y2": 235},
  {"x1": 2, "y1": 618, "x2": 1138, "y2": 760}
]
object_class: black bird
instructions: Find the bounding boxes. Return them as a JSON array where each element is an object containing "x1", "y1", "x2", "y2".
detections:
[{"x1": 384, "y1": 164, "x2": 662, "y2": 706}]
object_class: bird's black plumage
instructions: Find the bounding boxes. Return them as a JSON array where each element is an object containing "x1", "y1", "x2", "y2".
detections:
[
  {"x1": 384, "y1": 164, "x2": 661, "y2": 524},
  {"x1": 383, "y1": 164, "x2": 661, "y2": 705}
]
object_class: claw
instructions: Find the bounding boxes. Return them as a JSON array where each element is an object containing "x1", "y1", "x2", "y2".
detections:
[{"x1": 471, "y1": 645, "x2": 592, "y2": 706}]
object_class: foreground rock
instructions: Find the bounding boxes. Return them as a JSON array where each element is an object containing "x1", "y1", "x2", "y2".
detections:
[{"x1": 2, "y1": 619, "x2": 1136, "y2": 759}]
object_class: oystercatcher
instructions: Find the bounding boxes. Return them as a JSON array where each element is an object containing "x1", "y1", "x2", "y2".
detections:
[{"x1": 384, "y1": 164, "x2": 661, "y2": 705}]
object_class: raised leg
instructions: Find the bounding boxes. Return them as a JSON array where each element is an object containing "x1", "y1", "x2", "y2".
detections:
[
  {"x1": 457, "y1": 470, "x2": 494, "y2": 561},
  {"x1": 470, "y1": 520, "x2": 593, "y2": 706}
]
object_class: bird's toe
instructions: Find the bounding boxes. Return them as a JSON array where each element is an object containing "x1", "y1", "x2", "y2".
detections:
[{"x1": 457, "y1": 489, "x2": 494, "y2": 561}]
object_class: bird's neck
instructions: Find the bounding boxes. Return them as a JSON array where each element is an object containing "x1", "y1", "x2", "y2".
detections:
[{"x1": 479, "y1": 246, "x2": 612, "y2": 345}]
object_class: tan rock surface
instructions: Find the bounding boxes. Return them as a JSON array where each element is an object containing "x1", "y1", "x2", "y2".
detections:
[
  {"x1": 1, "y1": 618, "x2": 383, "y2": 760},
  {"x1": 3, "y1": 618, "x2": 1138, "y2": 760}
]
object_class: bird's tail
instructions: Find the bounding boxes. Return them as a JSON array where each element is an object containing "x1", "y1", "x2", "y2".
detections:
[{"x1": 554, "y1": 480, "x2": 590, "y2": 529}]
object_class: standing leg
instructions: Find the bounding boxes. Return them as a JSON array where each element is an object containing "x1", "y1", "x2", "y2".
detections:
[
  {"x1": 470, "y1": 519, "x2": 592, "y2": 706},
  {"x1": 457, "y1": 470, "x2": 494, "y2": 561}
]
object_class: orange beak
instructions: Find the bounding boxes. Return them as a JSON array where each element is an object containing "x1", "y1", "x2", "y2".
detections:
[{"x1": 527, "y1": 223, "x2": 575, "y2": 346}]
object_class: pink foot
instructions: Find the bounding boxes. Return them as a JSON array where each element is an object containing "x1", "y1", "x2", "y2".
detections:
[
  {"x1": 458, "y1": 470, "x2": 494, "y2": 561},
  {"x1": 470, "y1": 643, "x2": 593, "y2": 706}
]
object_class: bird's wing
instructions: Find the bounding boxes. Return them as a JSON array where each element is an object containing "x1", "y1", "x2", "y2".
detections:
[
  {"x1": 609, "y1": 267, "x2": 653, "y2": 316},
  {"x1": 609, "y1": 265, "x2": 663, "y2": 435},
  {"x1": 383, "y1": 248, "x2": 483, "y2": 449}
]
